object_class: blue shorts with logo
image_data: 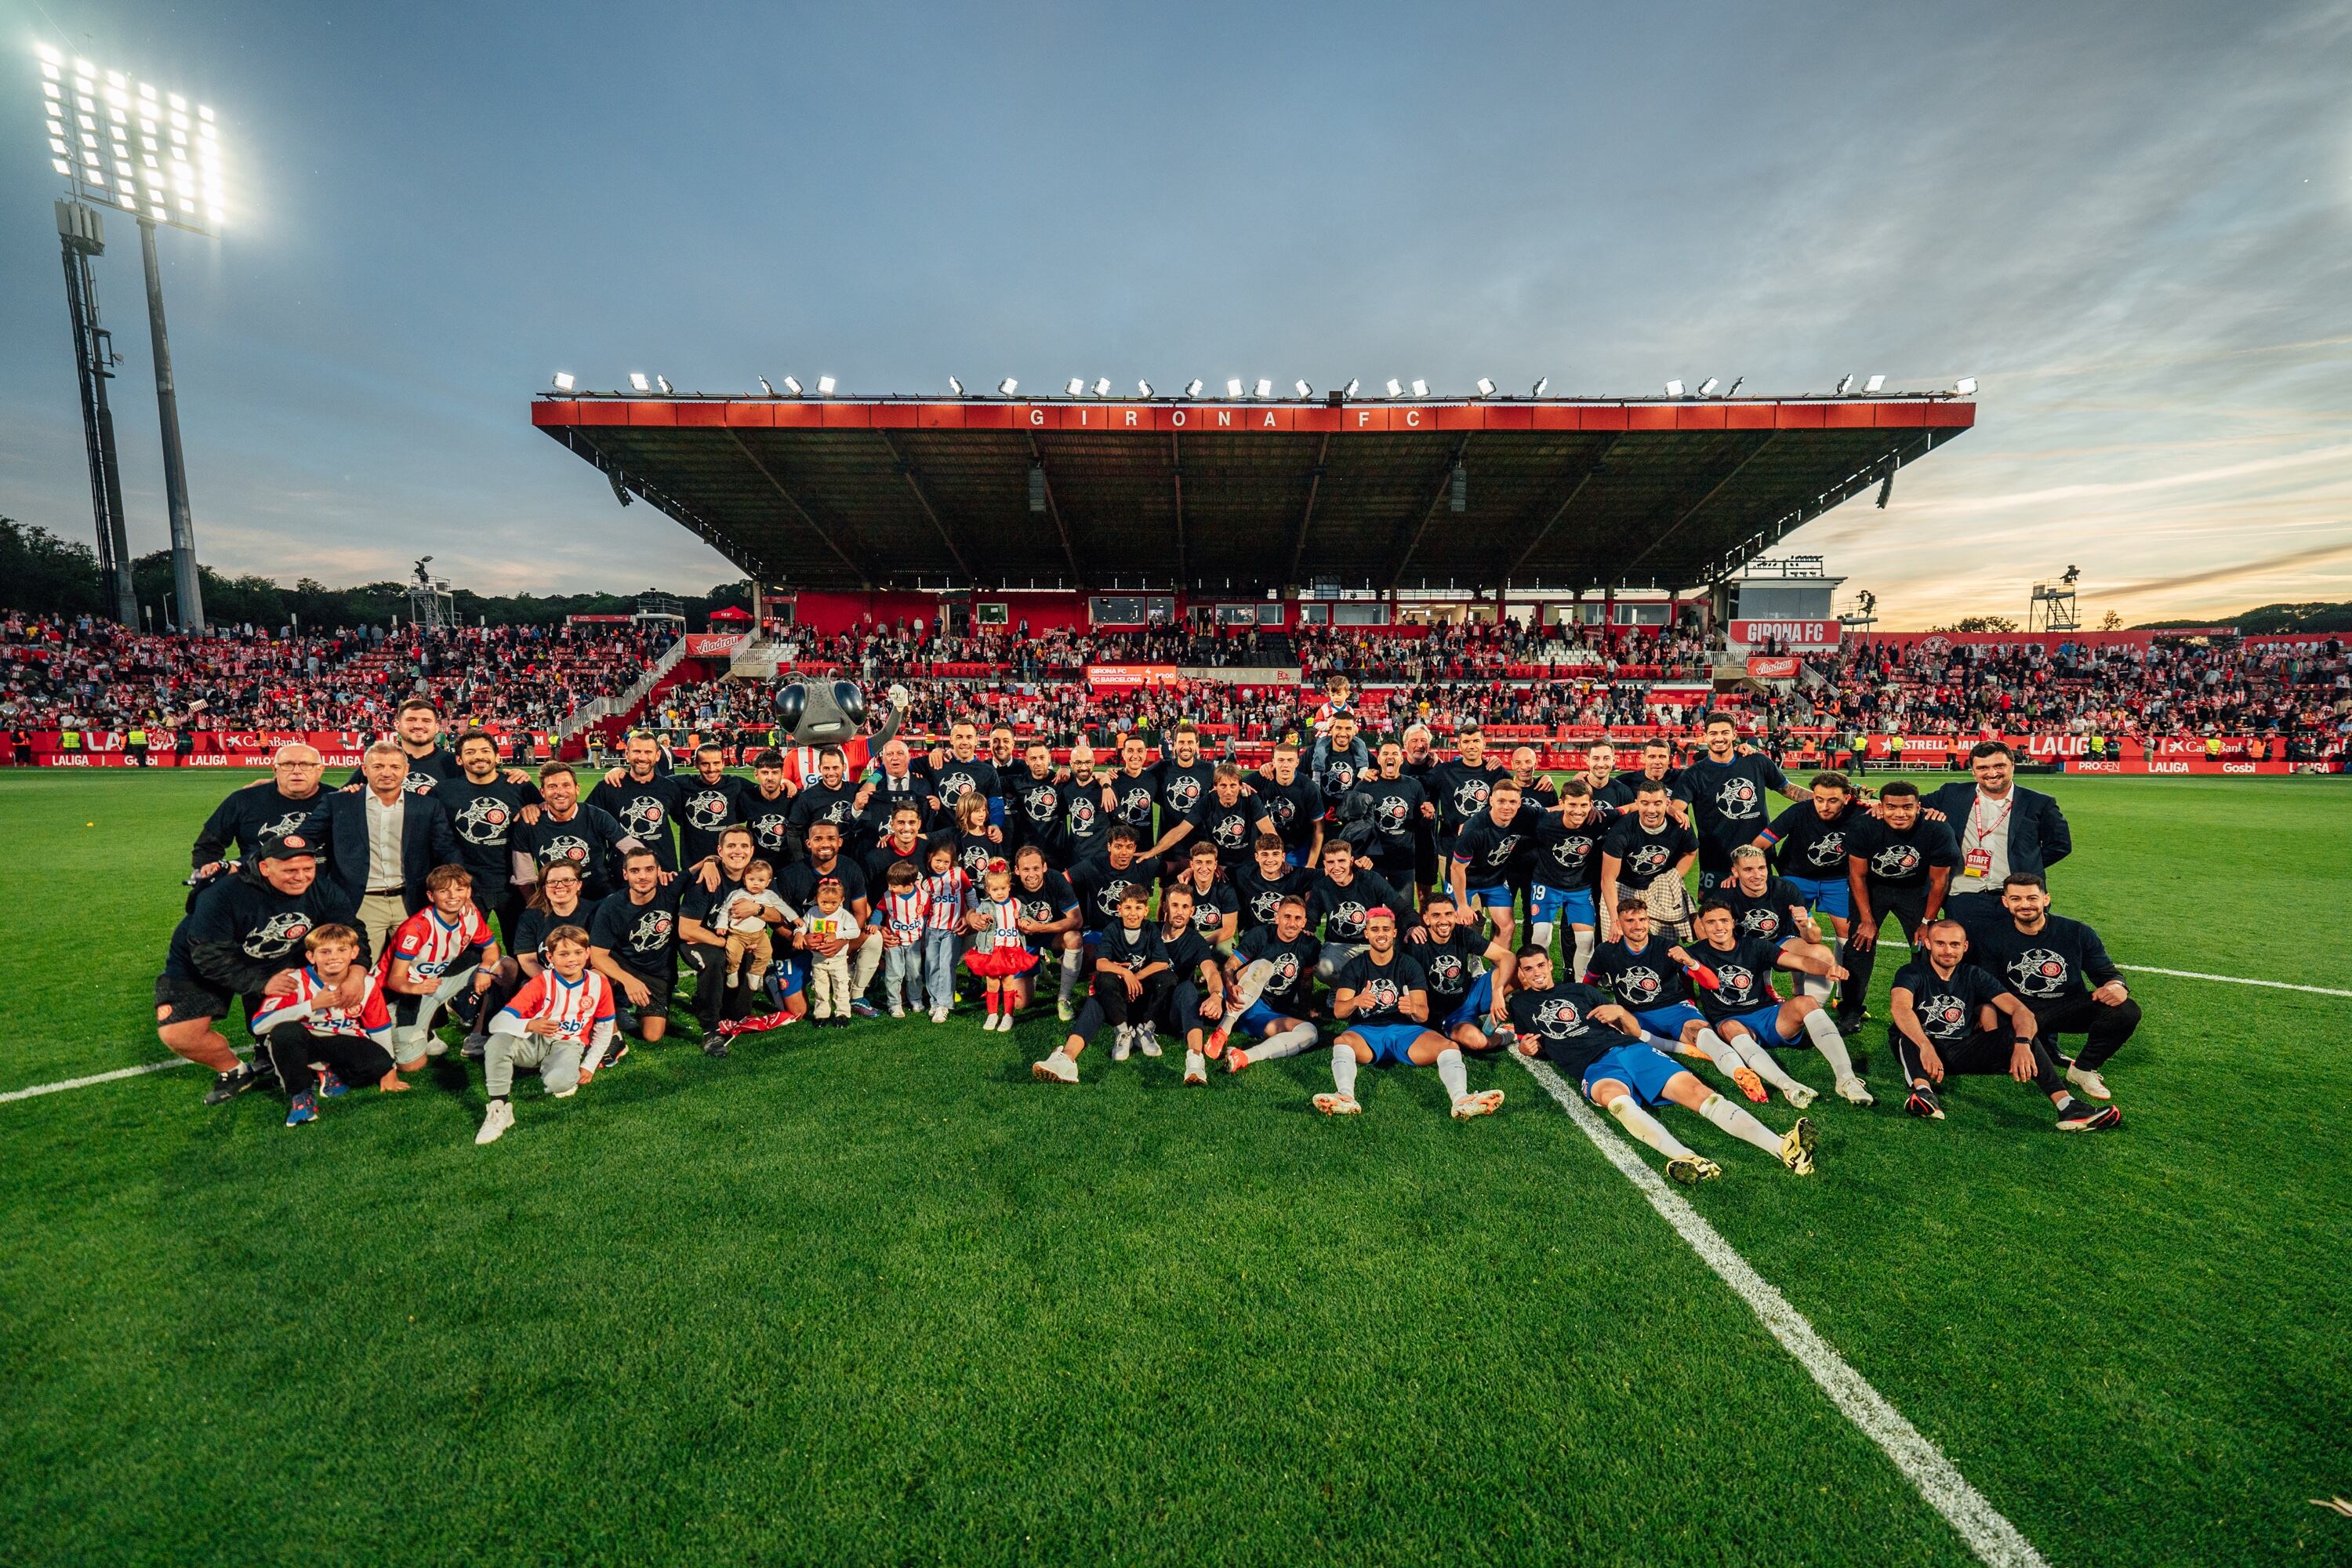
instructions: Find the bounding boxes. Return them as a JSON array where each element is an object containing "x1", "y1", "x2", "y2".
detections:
[
  {"x1": 1782, "y1": 874, "x2": 1850, "y2": 920},
  {"x1": 1461, "y1": 880, "x2": 1514, "y2": 916},
  {"x1": 1440, "y1": 972, "x2": 1495, "y2": 1031},
  {"x1": 1581, "y1": 1043, "x2": 1685, "y2": 1106},
  {"x1": 1532, "y1": 884, "x2": 1596, "y2": 928},
  {"x1": 764, "y1": 956, "x2": 808, "y2": 1003},
  {"x1": 1719, "y1": 1000, "x2": 1802, "y2": 1046},
  {"x1": 1351, "y1": 1021, "x2": 1432, "y2": 1066},
  {"x1": 1632, "y1": 1001, "x2": 1707, "y2": 1040}
]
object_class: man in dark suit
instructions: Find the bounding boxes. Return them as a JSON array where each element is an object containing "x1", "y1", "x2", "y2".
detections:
[
  {"x1": 1922, "y1": 742, "x2": 2072, "y2": 932},
  {"x1": 310, "y1": 739, "x2": 462, "y2": 960}
]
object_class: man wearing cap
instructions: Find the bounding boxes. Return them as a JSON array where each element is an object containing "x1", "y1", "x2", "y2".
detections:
[
  {"x1": 191, "y1": 742, "x2": 332, "y2": 877},
  {"x1": 155, "y1": 829, "x2": 365, "y2": 1105},
  {"x1": 313, "y1": 740, "x2": 463, "y2": 960}
]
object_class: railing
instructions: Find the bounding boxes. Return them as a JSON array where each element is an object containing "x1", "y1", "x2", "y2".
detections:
[{"x1": 555, "y1": 635, "x2": 686, "y2": 741}]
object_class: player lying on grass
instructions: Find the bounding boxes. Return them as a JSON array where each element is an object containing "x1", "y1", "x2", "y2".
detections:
[
  {"x1": 1152, "y1": 885, "x2": 1230, "y2": 1086},
  {"x1": 1203, "y1": 895, "x2": 1322, "y2": 1075},
  {"x1": 1959, "y1": 872, "x2": 2139, "y2": 1102},
  {"x1": 1405, "y1": 893, "x2": 1515, "y2": 1054},
  {"x1": 1314, "y1": 908, "x2": 1504, "y2": 1120},
  {"x1": 1889, "y1": 918, "x2": 2122, "y2": 1131},
  {"x1": 1033, "y1": 886, "x2": 1167, "y2": 1083},
  {"x1": 475, "y1": 926, "x2": 616, "y2": 1145},
  {"x1": 1680, "y1": 902, "x2": 1872, "y2": 1109},
  {"x1": 1504, "y1": 946, "x2": 1817, "y2": 1184},
  {"x1": 249, "y1": 923, "x2": 410, "y2": 1128},
  {"x1": 382, "y1": 863, "x2": 501, "y2": 1071},
  {"x1": 1584, "y1": 898, "x2": 1772, "y2": 1098}
]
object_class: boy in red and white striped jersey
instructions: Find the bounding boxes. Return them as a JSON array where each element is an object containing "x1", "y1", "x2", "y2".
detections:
[
  {"x1": 475, "y1": 925, "x2": 615, "y2": 1145},
  {"x1": 382, "y1": 863, "x2": 502, "y2": 1070},
  {"x1": 877, "y1": 860, "x2": 932, "y2": 1018},
  {"x1": 250, "y1": 924, "x2": 410, "y2": 1128}
]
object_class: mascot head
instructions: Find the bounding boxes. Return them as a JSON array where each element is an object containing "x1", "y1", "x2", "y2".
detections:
[{"x1": 775, "y1": 679, "x2": 903, "y2": 750}]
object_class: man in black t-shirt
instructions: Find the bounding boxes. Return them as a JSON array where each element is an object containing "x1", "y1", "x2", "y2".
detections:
[
  {"x1": 739, "y1": 750, "x2": 799, "y2": 866},
  {"x1": 1964, "y1": 873, "x2": 2140, "y2": 1102},
  {"x1": 677, "y1": 826, "x2": 790, "y2": 1047},
  {"x1": 1448, "y1": 779, "x2": 1542, "y2": 947},
  {"x1": 1167, "y1": 841, "x2": 1240, "y2": 949},
  {"x1": 1102, "y1": 733, "x2": 1163, "y2": 840},
  {"x1": 1839, "y1": 780, "x2": 1961, "y2": 1031},
  {"x1": 1427, "y1": 726, "x2": 1508, "y2": 865},
  {"x1": 439, "y1": 731, "x2": 540, "y2": 943},
  {"x1": 1316, "y1": 908, "x2": 1501, "y2": 1120},
  {"x1": 1890, "y1": 919, "x2": 2119, "y2": 1130},
  {"x1": 1066, "y1": 828, "x2": 1153, "y2": 940},
  {"x1": 1244, "y1": 740, "x2": 1324, "y2": 869},
  {"x1": 1058, "y1": 745, "x2": 1113, "y2": 867},
  {"x1": 779, "y1": 822, "x2": 880, "y2": 1013},
  {"x1": 1352, "y1": 739, "x2": 1436, "y2": 887},
  {"x1": 1234, "y1": 833, "x2": 1313, "y2": 932},
  {"x1": 192, "y1": 742, "x2": 332, "y2": 874},
  {"x1": 1406, "y1": 893, "x2": 1515, "y2": 1054},
  {"x1": 674, "y1": 743, "x2": 755, "y2": 870},
  {"x1": 1754, "y1": 772, "x2": 1864, "y2": 946},
  {"x1": 1681, "y1": 902, "x2": 1868, "y2": 1108},
  {"x1": 1149, "y1": 762, "x2": 1276, "y2": 874},
  {"x1": 1033, "y1": 885, "x2": 1168, "y2": 1083},
  {"x1": 1208, "y1": 896, "x2": 1323, "y2": 1070},
  {"x1": 1005, "y1": 740, "x2": 1068, "y2": 863},
  {"x1": 511, "y1": 761, "x2": 635, "y2": 901},
  {"x1": 588, "y1": 733, "x2": 684, "y2": 873},
  {"x1": 1010, "y1": 845, "x2": 1086, "y2": 1022},
  {"x1": 1307, "y1": 841, "x2": 1406, "y2": 973},
  {"x1": 918, "y1": 720, "x2": 1005, "y2": 825},
  {"x1": 589, "y1": 848, "x2": 682, "y2": 1043},
  {"x1": 1598, "y1": 783, "x2": 1700, "y2": 941},
  {"x1": 1152, "y1": 724, "x2": 1221, "y2": 836},
  {"x1": 1153, "y1": 884, "x2": 1229, "y2": 1083},
  {"x1": 1679, "y1": 711, "x2": 1808, "y2": 891},
  {"x1": 796, "y1": 746, "x2": 866, "y2": 849}
]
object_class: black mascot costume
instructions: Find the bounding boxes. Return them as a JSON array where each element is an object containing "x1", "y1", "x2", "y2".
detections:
[{"x1": 774, "y1": 678, "x2": 905, "y2": 751}]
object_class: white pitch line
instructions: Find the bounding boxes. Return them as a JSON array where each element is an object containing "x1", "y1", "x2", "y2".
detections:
[
  {"x1": 0, "y1": 1058, "x2": 193, "y2": 1104},
  {"x1": 1511, "y1": 1052, "x2": 2047, "y2": 1568},
  {"x1": 2120, "y1": 964, "x2": 2352, "y2": 999}
]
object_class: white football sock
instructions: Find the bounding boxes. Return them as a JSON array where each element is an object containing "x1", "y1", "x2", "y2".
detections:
[
  {"x1": 1690, "y1": 1026, "x2": 1748, "y2": 1074},
  {"x1": 1605, "y1": 1093, "x2": 1693, "y2": 1160},
  {"x1": 1058, "y1": 948, "x2": 1081, "y2": 1001},
  {"x1": 1699, "y1": 1092, "x2": 1786, "y2": 1154},
  {"x1": 1436, "y1": 1047, "x2": 1469, "y2": 1102},
  {"x1": 1251, "y1": 1022, "x2": 1316, "y2": 1062},
  {"x1": 1330, "y1": 1042, "x2": 1359, "y2": 1098},
  {"x1": 1570, "y1": 927, "x2": 1597, "y2": 980},
  {"x1": 1800, "y1": 968, "x2": 1831, "y2": 1000},
  {"x1": 1530, "y1": 920, "x2": 1555, "y2": 956},
  {"x1": 1801, "y1": 1008, "x2": 1858, "y2": 1080},
  {"x1": 1732, "y1": 1033, "x2": 1808, "y2": 1096}
]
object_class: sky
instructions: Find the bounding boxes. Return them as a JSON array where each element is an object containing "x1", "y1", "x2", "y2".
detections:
[{"x1": 3, "y1": 0, "x2": 2349, "y2": 627}]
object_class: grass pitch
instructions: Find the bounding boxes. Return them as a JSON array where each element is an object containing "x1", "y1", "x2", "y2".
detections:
[{"x1": 3, "y1": 770, "x2": 2349, "y2": 1566}]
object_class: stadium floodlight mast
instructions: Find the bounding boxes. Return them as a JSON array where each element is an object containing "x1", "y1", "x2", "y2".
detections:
[
  {"x1": 655, "y1": 375, "x2": 673, "y2": 394},
  {"x1": 1224, "y1": 378, "x2": 1243, "y2": 397},
  {"x1": 34, "y1": 42, "x2": 227, "y2": 629},
  {"x1": 1136, "y1": 379, "x2": 1153, "y2": 397},
  {"x1": 1384, "y1": 379, "x2": 1403, "y2": 397},
  {"x1": 1834, "y1": 374, "x2": 1855, "y2": 396},
  {"x1": 1091, "y1": 376, "x2": 1111, "y2": 397},
  {"x1": 815, "y1": 376, "x2": 836, "y2": 395},
  {"x1": 1343, "y1": 378, "x2": 1359, "y2": 398},
  {"x1": 1697, "y1": 376, "x2": 1719, "y2": 397},
  {"x1": 1294, "y1": 379, "x2": 1312, "y2": 398},
  {"x1": 1065, "y1": 377, "x2": 1086, "y2": 397}
]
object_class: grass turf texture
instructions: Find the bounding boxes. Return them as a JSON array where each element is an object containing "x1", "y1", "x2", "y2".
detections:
[{"x1": 3, "y1": 770, "x2": 2349, "y2": 1566}]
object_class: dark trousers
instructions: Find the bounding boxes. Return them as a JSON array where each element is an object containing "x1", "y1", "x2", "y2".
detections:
[
  {"x1": 681, "y1": 942, "x2": 754, "y2": 1029},
  {"x1": 2029, "y1": 993, "x2": 2140, "y2": 1070},
  {"x1": 1156, "y1": 979, "x2": 1209, "y2": 1038},
  {"x1": 1073, "y1": 971, "x2": 1171, "y2": 1037},
  {"x1": 1892, "y1": 1025, "x2": 2065, "y2": 1098},
  {"x1": 263, "y1": 1022, "x2": 394, "y2": 1098},
  {"x1": 1838, "y1": 880, "x2": 1933, "y2": 1018}
]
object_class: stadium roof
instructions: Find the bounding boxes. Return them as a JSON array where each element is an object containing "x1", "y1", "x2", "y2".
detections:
[{"x1": 532, "y1": 392, "x2": 1973, "y2": 595}]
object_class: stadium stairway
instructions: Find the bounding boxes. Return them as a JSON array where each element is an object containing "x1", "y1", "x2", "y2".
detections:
[{"x1": 557, "y1": 634, "x2": 687, "y2": 744}]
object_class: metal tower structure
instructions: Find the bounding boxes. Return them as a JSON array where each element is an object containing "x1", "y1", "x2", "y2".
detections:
[{"x1": 55, "y1": 198, "x2": 137, "y2": 623}]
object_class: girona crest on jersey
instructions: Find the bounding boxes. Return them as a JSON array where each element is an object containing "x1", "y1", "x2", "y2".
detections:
[
  {"x1": 619, "y1": 796, "x2": 666, "y2": 837},
  {"x1": 1620, "y1": 965, "x2": 1663, "y2": 1002},
  {"x1": 454, "y1": 794, "x2": 511, "y2": 844},
  {"x1": 1715, "y1": 777, "x2": 1759, "y2": 816},
  {"x1": 1926, "y1": 994, "x2": 1967, "y2": 1034},
  {"x1": 2007, "y1": 949, "x2": 2070, "y2": 997},
  {"x1": 628, "y1": 911, "x2": 673, "y2": 947},
  {"x1": 1334, "y1": 900, "x2": 1369, "y2": 932},
  {"x1": 1375, "y1": 797, "x2": 1410, "y2": 833},
  {"x1": 260, "y1": 809, "x2": 311, "y2": 840},
  {"x1": 753, "y1": 813, "x2": 788, "y2": 848},
  {"x1": 1715, "y1": 963, "x2": 1756, "y2": 997},
  {"x1": 1024, "y1": 785, "x2": 1059, "y2": 822},
  {"x1": 1426, "y1": 953, "x2": 1464, "y2": 987},
  {"x1": 1453, "y1": 779, "x2": 1491, "y2": 817},
  {"x1": 1269, "y1": 793, "x2": 1298, "y2": 826},
  {"x1": 540, "y1": 833, "x2": 590, "y2": 866},
  {"x1": 1270, "y1": 952, "x2": 1301, "y2": 988},
  {"x1": 244, "y1": 911, "x2": 312, "y2": 958},
  {"x1": 1164, "y1": 775, "x2": 1202, "y2": 812},
  {"x1": 1553, "y1": 834, "x2": 1595, "y2": 869},
  {"x1": 1360, "y1": 977, "x2": 1400, "y2": 1011},
  {"x1": 1871, "y1": 844, "x2": 1922, "y2": 877},
  {"x1": 1250, "y1": 891, "x2": 1281, "y2": 922},
  {"x1": 1739, "y1": 908, "x2": 1777, "y2": 936},
  {"x1": 1068, "y1": 797, "x2": 1098, "y2": 832},
  {"x1": 1213, "y1": 815, "x2": 1247, "y2": 848},
  {"x1": 1629, "y1": 844, "x2": 1670, "y2": 876}
]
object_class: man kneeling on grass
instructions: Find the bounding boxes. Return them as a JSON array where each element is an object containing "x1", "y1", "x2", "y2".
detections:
[
  {"x1": 1315, "y1": 907, "x2": 1504, "y2": 1120},
  {"x1": 476, "y1": 926, "x2": 616, "y2": 1145},
  {"x1": 250, "y1": 924, "x2": 409, "y2": 1129},
  {"x1": 1504, "y1": 946, "x2": 1817, "y2": 1184},
  {"x1": 1889, "y1": 918, "x2": 2122, "y2": 1131}
]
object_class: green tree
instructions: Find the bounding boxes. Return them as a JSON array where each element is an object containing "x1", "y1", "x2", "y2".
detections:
[{"x1": 0, "y1": 517, "x2": 104, "y2": 618}]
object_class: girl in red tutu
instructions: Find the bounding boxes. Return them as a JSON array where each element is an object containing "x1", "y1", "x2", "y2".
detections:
[{"x1": 964, "y1": 859, "x2": 1039, "y2": 1032}]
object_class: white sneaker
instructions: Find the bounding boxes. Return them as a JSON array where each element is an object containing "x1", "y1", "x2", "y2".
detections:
[
  {"x1": 1031, "y1": 1050, "x2": 1079, "y2": 1084},
  {"x1": 1137, "y1": 1029, "x2": 1162, "y2": 1058},
  {"x1": 2066, "y1": 1064, "x2": 2111, "y2": 1101},
  {"x1": 931, "y1": 1007, "x2": 950, "y2": 1024},
  {"x1": 1783, "y1": 1080, "x2": 1819, "y2": 1109},
  {"x1": 1184, "y1": 1051, "x2": 1207, "y2": 1084},
  {"x1": 474, "y1": 1099, "x2": 515, "y2": 1145},
  {"x1": 423, "y1": 1033, "x2": 448, "y2": 1058},
  {"x1": 1111, "y1": 1026, "x2": 1134, "y2": 1062},
  {"x1": 888, "y1": 1004, "x2": 906, "y2": 1018},
  {"x1": 1835, "y1": 1076, "x2": 1876, "y2": 1106}
]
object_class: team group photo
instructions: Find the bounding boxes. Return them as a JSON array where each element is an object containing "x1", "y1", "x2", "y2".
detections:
[{"x1": 5, "y1": 5, "x2": 2350, "y2": 1566}]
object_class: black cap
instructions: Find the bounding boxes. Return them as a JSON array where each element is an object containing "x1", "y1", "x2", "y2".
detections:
[{"x1": 252, "y1": 829, "x2": 321, "y2": 862}]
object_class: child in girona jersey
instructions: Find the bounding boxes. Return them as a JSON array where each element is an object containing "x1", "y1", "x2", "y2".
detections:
[
  {"x1": 963, "y1": 859, "x2": 1037, "y2": 1032},
  {"x1": 474, "y1": 925, "x2": 615, "y2": 1146},
  {"x1": 249, "y1": 924, "x2": 410, "y2": 1129}
]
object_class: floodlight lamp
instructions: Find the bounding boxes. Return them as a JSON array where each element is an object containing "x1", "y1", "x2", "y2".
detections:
[
  {"x1": 1410, "y1": 379, "x2": 1428, "y2": 397},
  {"x1": 655, "y1": 375, "x2": 674, "y2": 394},
  {"x1": 759, "y1": 376, "x2": 777, "y2": 396},
  {"x1": 1834, "y1": 374, "x2": 1854, "y2": 396},
  {"x1": 1475, "y1": 377, "x2": 1496, "y2": 397},
  {"x1": 1664, "y1": 379, "x2": 1686, "y2": 397},
  {"x1": 998, "y1": 377, "x2": 1018, "y2": 395},
  {"x1": 1698, "y1": 377, "x2": 1719, "y2": 397},
  {"x1": 815, "y1": 375, "x2": 837, "y2": 396},
  {"x1": 1343, "y1": 378, "x2": 1360, "y2": 397},
  {"x1": 1725, "y1": 376, "x2": 1744, "y2": 397},
  {"x1": 551, "y1": 372, "x2": 575, "y2": 392},
  {"x1": 1294, "y1": 380, "x2": 1312, "y2": 398},
  {"x1": 1254, "y1": 378, "x2": 1273, "y2": 399},
  {"x1": 1065, "y1": 377, "x2": 1086, "y2": 396},
  {"x1": 35, "y1": 42, "x2": 60, "y2": 63},
  {"x1": 1137, "y1": 379, "x2": 1153, "y2": 397},
  {"x1": 1955, "y1": 376, "x2": 1977, "y2": 395},
  {"x1": 948, "y1": 376, "x2": 965, "y2": 396},
  {"x1": 782, "y1": 375, "x2": 803, "y2": 395},
  {"x1": 1225, "y1": 379, "x2": 1244, "y2": 397},
  {"x1": 1184, "y1": 379, "x2": 1203, "y2": 398},
  {"x1": 1385, "y1": 379, "x2": 1403, "y2": 397},
  {"x1": 1864, "y1": 374, "x2": 1886, "y2": 394},
  {"x1": 630, "y1": 372, "x2": 651, "y2": 391},
  {"x1": 1093, "y1": 377, "x2": 1111, "y2": 396},
  {"x1": 1531, "y1": 376, "x2": 1548, "y2": 397}
]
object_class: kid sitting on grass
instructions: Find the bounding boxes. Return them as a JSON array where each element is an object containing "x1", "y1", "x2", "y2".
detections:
[
  {"x1": 963, "y1": 858, "x2": 1038, "y2": 1032},
  {"x1": 475, "y1": 925, "x2": 616, "y2": 1145},
  {"x1": 249, "y1": 923, "x2": 410, "y2": 1129},
  {"x1": 1032, "y1": 885, "x2": 1167, "y2": 1083},
  {"x1": 382, "y1": 862, "x2": 501, "y2": 1071}
]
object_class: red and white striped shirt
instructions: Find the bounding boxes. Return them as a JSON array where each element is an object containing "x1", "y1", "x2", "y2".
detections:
[
  {"x1": 496, "y1": 969, "x2": 615, "y2": 1047},
  {"x1": 923, "y1": 868, "x2": 972, "y2": 931},
  {"x1": 973, "y1": 896, "x2": 1029, "y2": 955},
  {"x1": 382, "y1": 903, "x2": 493, "y2": 982},
  {"x1": 251, "y1": 965, "x2": 394, "y2": 1044},
  {"x1": 880, "y1": 885, "x2": 932, "y2": 942}
]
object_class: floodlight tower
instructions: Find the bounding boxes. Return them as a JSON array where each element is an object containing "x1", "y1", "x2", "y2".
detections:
[
  {"x1": 34, "y1": 44, "x2": 227, "y2": 630},
  {"x1": 53, "y1": 197, "x2": 136, "y2": 623}
]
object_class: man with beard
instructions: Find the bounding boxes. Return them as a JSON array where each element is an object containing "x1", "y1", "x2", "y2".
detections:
[
  {"x1": 1679, "y1": 712, "x2": 1808, "y2": 893},
  {"x1": 798, "y1": 745, "x2": 869, "y2": 849},
  {"x1": 1679, "y1": 902, "x2": 1869, "y2": 1108},
  {"x1": 339, "y1": 698, "x2": 460, "y2": 794},
  {"x1": 1428, "y1": 724, "x2": 1508, "y2": 873},
  {"x1": 779, "y1": 822, "x2": 880, "y2": 1014},
  {"x1": 1406, "y1": 893, "x2": 1515, "y2": 1054},
  {"x1": 1316, "y1": 908, "x2": 1502, "y2": 1120},
  {"x1": 1754, "y1": 771, "x2": 1864, "y2": 958},
  {"x1": 1605, "y1": 738, "x2": 1689, "y2": 815},
  {"x1": 1597, "y1": 782, "x2": 1700, "y2": 942},
  {"x1": 194, "y1": 742, "x2": 332, "y2": 874},
  {"x1": 1056, "y1": 742, "x2": 1112, "y2": 867},
  {"x1": 1167, "y1": 840, "x2": 1240, "y2": 952},
  {"x1": 1921, "y1": 741, "x2": 2073, "y2": 932},
  {"x1": 739, "y1": 750, "x2": 800, "y2": 866},
  {"x1": 1400, "y1": 722, "x2": 1443, "y2": 902},
  {"x1": 1714, "y1": 845, "x2": 1824, "y2": 989},
  {"x1": 1004, "y1": 739, "x2": 1067, "y2": 864},
  {"x1": 510, "y1": 761, "x2": 636, "y2": 901},
  {"x1": 1233, "y1": 833, "x2": 1313, "y2": 934},
  {"x1": 1151, "y1": 723, "x2": 1221, "y2": 841},
  {"x1": 1008, "y1": 845, "x2": 1084, "y2": 1022},
  {"x1": 1310, "y1": 709, "x2": 1372, "y2": 804},
  {"x1": 1839, "y1": 780, "x2": 1960, "y2": 1033},
  {"x1": 1891, "y1": 919, "x2": 2120, "y2": 1131},
  {"x1": 590, "y1": 848, "x2": 683, "y2": 1044},
  {"x1": 1526, "y1": 779, "x2": 1610, "y2": 976},
  {"x1": 1308, "y1": 839, "x2": 1408, "y2": 981},
  {"x1": 674, "y1": 742, "x2": 755, "y2": 870},
  {"x1": 157, "y1": 829, "x2": 365, "y2": 1104},
  {"x1": 1962, "y1": 872, "x2": 2137, "y2": 1102},
  {"x1": 863, "y1": 804, "x2": 946, "y2": 889},
  {"x1": 437, "y1": 731, "x2": 540, "y2": 944},
  {"x1": 1066, "y1": 826, "x2": 1153, "y2": 946},
  {"x1": 1351, "y1": 739, "x2": 1436, "y2": 889},
  {"x1": 1147, "y1": 762, "x2": 1276, "y2": 874},
  {"x1": 679, "y1": 826, "x2": 791, "y2": 1051},
  {"x1": 917, "y1": 720, "x2": 1004, "y2": 824},
  {"x1": 1101, "y1": 732, "x2": 1163, "y2": 843},
  {"x1": 1243, "y1": 739, "x2": 1325, "y2": 869},
  {"x1": 1448, "y1": 779, "x2": 1542, "y2": 949},
  {"x1": 587, "y1": 732, "x2": 684, "y2": 874},
  {"x1": 1207, "y1": 895, "x2": 1323, "y2": 1072}
]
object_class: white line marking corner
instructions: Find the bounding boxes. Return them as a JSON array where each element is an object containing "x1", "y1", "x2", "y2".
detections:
[{"x1": 0, "y1": 1058, "x2": 191, "y2": 1104}]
